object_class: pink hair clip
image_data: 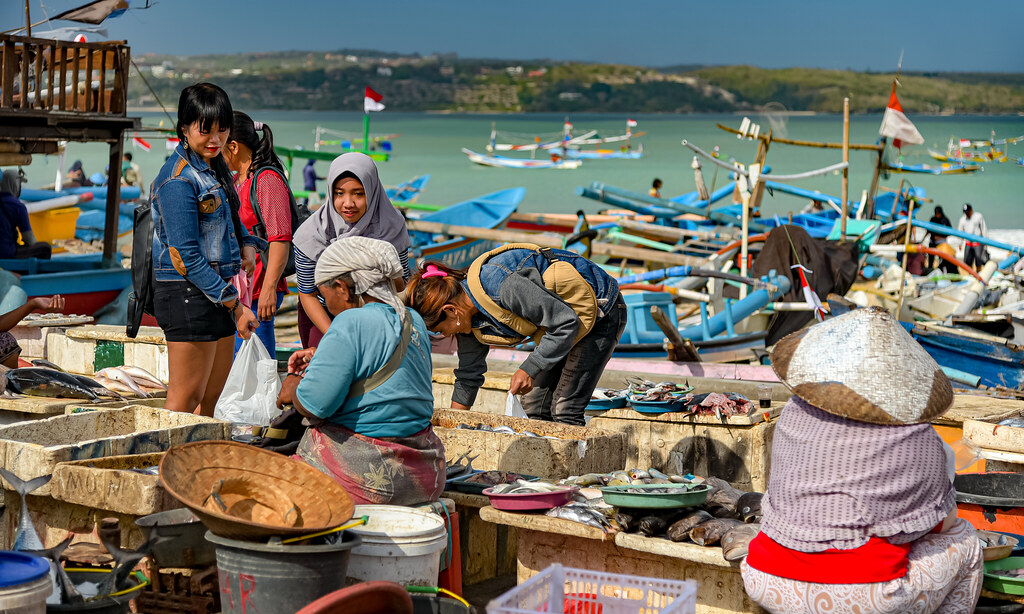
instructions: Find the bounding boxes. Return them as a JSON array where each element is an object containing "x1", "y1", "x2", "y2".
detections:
[{"x1": 422, "y1": 264, "x2": 447, "y2": 279}]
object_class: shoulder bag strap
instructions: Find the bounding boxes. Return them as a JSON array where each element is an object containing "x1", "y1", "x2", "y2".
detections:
[{"x1": 346, "y1": 308, "x2": 414, "y2": 400}]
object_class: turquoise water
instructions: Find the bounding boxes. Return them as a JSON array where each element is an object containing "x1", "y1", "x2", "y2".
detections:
[{"x1": 20, "y1": 112, "x2": 1024, "y2": 228}]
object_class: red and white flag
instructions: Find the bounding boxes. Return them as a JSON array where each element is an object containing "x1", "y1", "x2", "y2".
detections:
[
  {"x1": 878, "y1": 83, "x2": 923, "y2": 148},
  {"x1": 364, "y1": 87, "x2": 385, "y2": 113},
  {"x1": 132, "y1": 136, "x2": 151, "y2": 152},
  {"x1": 165, "y1": 137, "x2": 180, "y2": 151},
  {"x1": 626, "y1": 119, "x2": 638, "y2": 127},
  {"x1": 792, "y1": 265, "x2": 827, "y2": 322}
]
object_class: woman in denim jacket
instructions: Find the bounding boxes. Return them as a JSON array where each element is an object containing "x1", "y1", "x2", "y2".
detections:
[{"x1": 151, "y1": 83, "x2": 264, "y2": 415}]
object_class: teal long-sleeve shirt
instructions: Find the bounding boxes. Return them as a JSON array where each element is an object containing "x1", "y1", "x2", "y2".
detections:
[{"x1": 296, "y1": 303, "x2": 434, "y2": 438}]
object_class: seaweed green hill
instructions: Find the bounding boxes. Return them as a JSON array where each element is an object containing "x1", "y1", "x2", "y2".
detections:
[{"x1": 129, "y1": 50, "x2": 1024, "y2": 114}]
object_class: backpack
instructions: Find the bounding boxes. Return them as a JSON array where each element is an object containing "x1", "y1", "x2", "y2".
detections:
[
  {"x1": 126, "y1": 200, "x2": 154, "y2": 338},
  {"x1": 466, "y1": 243, "x2": 599, "y2": 347},
  {"x1": 247, "y1": 166, "x2": 310, "y2": 278}
]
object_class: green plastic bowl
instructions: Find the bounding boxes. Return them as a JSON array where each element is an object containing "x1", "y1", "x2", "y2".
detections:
[
  {"x1": 984, "y1": 556, "x2": 1024, "y2": 595},
  {"x1": 600, "y1": 483, "x2": 712, "y2": 509}
]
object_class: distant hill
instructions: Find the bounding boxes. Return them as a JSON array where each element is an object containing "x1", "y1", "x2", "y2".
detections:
[{"x1": 129, "y1": 50, "x2": 1024, "y2": 114}]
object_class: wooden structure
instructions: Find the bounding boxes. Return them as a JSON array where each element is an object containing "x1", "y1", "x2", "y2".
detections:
[{"x1": 0, "y1": 34, "x2": 139, "y2": 263}]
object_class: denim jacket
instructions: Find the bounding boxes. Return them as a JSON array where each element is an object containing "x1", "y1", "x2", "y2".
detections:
[{"x1": 151, "y1": 145, "x2": 266, "y2": 304}]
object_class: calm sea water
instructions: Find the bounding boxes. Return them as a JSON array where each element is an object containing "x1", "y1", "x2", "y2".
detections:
[{"x1": 21, "y1": 112, "x2": 1024, "y2": 229}]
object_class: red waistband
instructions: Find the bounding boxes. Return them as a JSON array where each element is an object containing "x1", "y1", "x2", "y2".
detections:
[{"x1": 745, "y1": 532, "x2": 910, "y2": 584}]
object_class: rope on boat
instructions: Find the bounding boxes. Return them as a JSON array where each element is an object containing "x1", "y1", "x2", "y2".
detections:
[{"x1": 682, "y1": 139, "x2": 849, "y2": 183}]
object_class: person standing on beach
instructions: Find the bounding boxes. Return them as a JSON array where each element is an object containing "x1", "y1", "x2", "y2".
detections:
[
  {"x1": 150, "y1": 83, "x2": 264, "y2": 415},
  {"x1": 303, "y1": 159, "x2": 325, "y2": 204},
  {"x1": 928, "y1": 206, "x2": 954, "y2": 273},
  {"x1": 957, "y1": 203, "x2": 988, "y2": 271}
]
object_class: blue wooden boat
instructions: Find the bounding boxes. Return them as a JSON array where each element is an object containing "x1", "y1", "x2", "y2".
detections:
[
  {"x1": 386, "y1": 175, "x2": 430, "y2": 203},
  {"x1": 21, "y1": 186, "x2": 143, "y2": 202},
  {"x1": 410, "y1": 187, "x2": 525, "y2": 269},
  {"x1": 0, "y1": 255, "x2": 131, "y2": 316},
  {"x1": 901, "y1": 323, "x2": 1024, "y2": 390}
]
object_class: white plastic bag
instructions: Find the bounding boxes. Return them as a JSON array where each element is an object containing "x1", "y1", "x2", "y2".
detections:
[
  {"x1": 505, "y1": 392, "x2": 527, "y2": 418},
  {"x1": 214, "y1": 335, "x2": 282, "y2": 425}
]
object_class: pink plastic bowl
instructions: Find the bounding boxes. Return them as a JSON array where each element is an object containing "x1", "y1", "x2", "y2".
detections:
[{"x1": 483, "y1": 486, "x2": 577, "y2": 512}]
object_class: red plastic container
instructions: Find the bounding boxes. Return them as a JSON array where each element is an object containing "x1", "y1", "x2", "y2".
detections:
[{"x1": 483, "y1": 486, "x2": 577, "y2": 512}]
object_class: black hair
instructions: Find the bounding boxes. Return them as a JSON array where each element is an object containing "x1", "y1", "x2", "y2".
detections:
[
  {"x1": 175, "y1": 83, "x2": 245, "y2": 252},
  {"x1": 227, "y1": 111, "x2": 285, "y2": 177},
  {"x1": 176, "y1": 83, "x2": 233, "y2": 142},
  {"x1": 123, "y1": 152, "x2": 132, "y2": 161}
]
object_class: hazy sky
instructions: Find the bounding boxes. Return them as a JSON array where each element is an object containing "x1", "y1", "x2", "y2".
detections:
[{"x1": 6, "y1": 0, "x2": 1023, "y2": 72}]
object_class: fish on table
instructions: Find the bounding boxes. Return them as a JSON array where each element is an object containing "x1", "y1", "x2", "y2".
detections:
[
  {"x1": 6, "y1": 368, "x2": 102, "y2": 400},
  {"x1": 96, "y1": 368, "x2": 150, "y2": 398},
  {"x1": 0, "y1": 468, "x2": 52, "y2": 551}
]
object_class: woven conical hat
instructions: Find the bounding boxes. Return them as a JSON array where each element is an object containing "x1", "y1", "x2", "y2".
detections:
[{"x1": 770, "y1": 307, "x2": 953, "y2": 425}]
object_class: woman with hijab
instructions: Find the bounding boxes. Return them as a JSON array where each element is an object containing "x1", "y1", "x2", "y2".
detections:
[
  {"x1": 292, "y1": 152, "x2": 411, "y2": 348},
  {"x1": 276, "y1": 236, "x2": 444, "y2": 505},
  {"x1": 741, "y1": 307, "x2": 982, "y2": 614},
  {"x1": 0, "y1": 169, "x2": 51, "y2": 260}
]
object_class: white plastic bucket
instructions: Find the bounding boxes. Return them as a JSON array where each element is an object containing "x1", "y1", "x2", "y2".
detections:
[
  {"x1": 0, "y1": 575, "x2": 51, "y2": 614},
  {"x1": 346, "y1": 504, "x2": 448, "y2": 587}
]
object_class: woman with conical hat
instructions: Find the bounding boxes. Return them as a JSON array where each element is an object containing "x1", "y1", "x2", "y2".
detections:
[{"x1": 741, "y1": 307, "x2": 983, "y2": 614}]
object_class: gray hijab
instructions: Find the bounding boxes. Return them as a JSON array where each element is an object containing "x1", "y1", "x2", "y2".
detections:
[
  {"x1": 0, "y1": 170, "x2": 22, "y2": 198},
  {"x1": 292, "y1": 152, "x2": 410, "y2": 262}
]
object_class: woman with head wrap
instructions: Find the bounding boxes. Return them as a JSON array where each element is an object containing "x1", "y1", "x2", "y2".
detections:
[
  {"x1": 741, "y1": 308, "x2": 982, "y2": 614},
  {"x1": 291, "y1": 152, "x2": 411, "y2": 348},
  {"x1": 0, "y1": 169, "x2": 52, "y2": 260},
  {"x1": 276, "y1": 236, "x2": 444, "y2": 506}
]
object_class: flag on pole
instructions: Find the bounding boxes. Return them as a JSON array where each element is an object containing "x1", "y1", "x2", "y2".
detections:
[
  {"x1": 132, "y1": 136, "x2": 151, "y2": 152},
  {"x1": 792, "y1": 265, "x2": 827, "y2": 322},
  {"x1": 166, "y1": 137, "x2": 180, "y2": 151},
  {"x1": 364, "y1": 87, "x2": 385, "y2": 113},
  {"x1": 626, "y1": 119, "x2": 638, "y2": 127},
  {"x1": 878, "y1": 83, "x2": 923, "y2": 149}
]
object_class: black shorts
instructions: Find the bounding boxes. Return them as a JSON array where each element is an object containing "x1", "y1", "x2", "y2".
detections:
[{"x1": 154, "y1": 280, "x2": 235, "y2": 342}]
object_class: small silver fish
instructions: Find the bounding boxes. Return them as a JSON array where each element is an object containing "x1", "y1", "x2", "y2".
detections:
[{"x1": 0, "y1": 469, "x2": 51, "y2": 551}]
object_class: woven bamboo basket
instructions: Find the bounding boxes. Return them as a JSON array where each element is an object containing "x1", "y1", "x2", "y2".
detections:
[{"x1": 159, "y1": 440, "x2": 354, "y2": 540}]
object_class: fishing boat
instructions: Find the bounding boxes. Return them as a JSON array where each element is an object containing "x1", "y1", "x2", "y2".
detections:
[
  {"x1": 410, "y1": 187, "x2": 525, "y2": 268},
  {"x1": 929, "y1": 133, "x2": 1023, "y2": 164},
  {"x1": 883, "y1": 161, "x2": 981, "y2": 175},
  {"x1": 0, "y1": 255, "x2": 132, "y2": 316},
  {"x1": 565, "y1": 144, "x2": 644, "y2": 160},
  {"x1": 386, "y1": 175, "x2": 430, "y2": 203},
  {"x1": 901, "y1": 322, "x2": 1024, "y2": 390},
  {"x1": 461, "y1": 148, "x2": 582, "y2": 170}
]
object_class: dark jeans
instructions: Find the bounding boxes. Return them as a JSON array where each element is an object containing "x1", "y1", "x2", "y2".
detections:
[
  {"x1": 522, "y1": 296, "x2": 628, "y2": 426},
  {"x1": 964, "y1": 244, "x2": 988, "y2": 270}
]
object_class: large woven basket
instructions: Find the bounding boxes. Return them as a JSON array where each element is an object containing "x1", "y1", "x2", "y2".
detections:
[{"x1": 159, "y1": 440, "x2": 353, "y2": 541}]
